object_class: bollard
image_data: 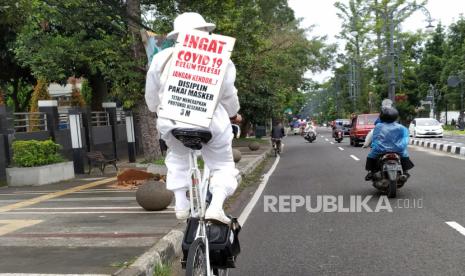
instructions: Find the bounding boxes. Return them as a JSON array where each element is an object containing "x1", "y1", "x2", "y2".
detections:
[
  {"x1": 125, "y1": 111, "x2": 136, "y2": 163},
  {"x1": 69, "y1": 108, "x2": 85, "y2": 174}
]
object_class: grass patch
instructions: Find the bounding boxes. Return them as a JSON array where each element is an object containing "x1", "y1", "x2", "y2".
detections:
[
  {"x1": 153, "y1": 262, "x2": 172, "y2": 276},
  {"x1": 445, "y1": 130, "x2": 465, "y2": 135},
  {"x1": 153, "y1": 158, "x2": 166, "y2": 166},
  {"x1": 0, "y1": 180, "x2": 6, "y2": 187},
  {"x1": 443, "y1": 125, "x2": 456, "y2": 131}
]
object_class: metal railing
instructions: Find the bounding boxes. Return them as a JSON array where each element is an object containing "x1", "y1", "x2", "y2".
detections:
[
  {"x1": 13, "y1": 112, "x2": 48, "y2": 133},
  {"x1": 91, "y1": 111, "x2": 110, "y2": 126}
]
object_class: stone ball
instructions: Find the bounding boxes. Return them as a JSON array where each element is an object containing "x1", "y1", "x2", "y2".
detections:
[
  {"x1": 248, "y1": 142, "x2": 260, "y2": 151},
  {"x1": 232, "y1": 149, "x2": 242, "y2": 163},
  {"x1": 136, "y1": 180, "x2": 173, "y2": 211}
]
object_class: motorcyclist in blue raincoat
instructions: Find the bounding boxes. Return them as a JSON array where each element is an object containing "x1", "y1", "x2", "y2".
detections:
[{"x1": 365, "y1": 105, "x2": 414, "y2": 181}]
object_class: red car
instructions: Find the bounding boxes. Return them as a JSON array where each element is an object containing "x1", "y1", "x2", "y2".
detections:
[{"x1": 349, "y1": 113, "x2": 379, "y2": 146}]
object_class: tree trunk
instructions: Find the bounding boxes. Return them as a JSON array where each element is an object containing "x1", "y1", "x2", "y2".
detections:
[
  {"x1": 12, "y1": 78, "x2": 20, "y2": 112},
  {"x1": 127, "y1": 0, "x2": 161, "y2": 160},
  {"x1": 88, "y1": 74, "x2": 108, "y2": 111},
  {"x1": 137, "y1": 103, "x2": 161, "y2": 160}
]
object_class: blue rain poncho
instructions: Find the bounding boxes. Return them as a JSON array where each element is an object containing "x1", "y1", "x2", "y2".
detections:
[{"x1": 368, "y1": 122, "x2": 409, "y2": 158}]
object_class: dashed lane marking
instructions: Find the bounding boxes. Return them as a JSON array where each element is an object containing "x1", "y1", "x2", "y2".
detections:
[
  {"x1": 446, "y1": 221, "x2": 465, "y2": 237},
  {"x1": 350, "y1": 155, "x2": 360, "y2": 161},
  {"x1": 338, "y1": 147, "x2": 344, "y2": 151}
]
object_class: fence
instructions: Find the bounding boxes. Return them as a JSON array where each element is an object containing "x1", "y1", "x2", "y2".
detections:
[
  {"x1": 91, "y1": 111, "x2": 110, "y2": 126},
  {"x1": 13, "y1": 112, "x2": 48, "y2": 133},
  {"x1": 0, "y1": 102, "x2": 143, "y2": 182}
]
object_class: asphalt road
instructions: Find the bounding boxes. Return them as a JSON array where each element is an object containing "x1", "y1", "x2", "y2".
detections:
[{"x1": 232, "y1": 128, "x2": 465, "y2": 276}]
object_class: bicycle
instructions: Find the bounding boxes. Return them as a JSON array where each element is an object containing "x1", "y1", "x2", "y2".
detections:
[
  {"x1": 271, "y1": 138, "x2": 282, "y2": 156},
  {"x1": 172, "y1": 126, "x2": 240, "y2": 276}
]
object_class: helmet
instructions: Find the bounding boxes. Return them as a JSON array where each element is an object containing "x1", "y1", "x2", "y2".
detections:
[{"x1": 379, "y1": 106, "x2": 399, "y2": 123}]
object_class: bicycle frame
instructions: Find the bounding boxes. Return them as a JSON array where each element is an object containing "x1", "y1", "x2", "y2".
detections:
[{"x1": 188, "y1": 150, "x2": 213, "y2": 274}]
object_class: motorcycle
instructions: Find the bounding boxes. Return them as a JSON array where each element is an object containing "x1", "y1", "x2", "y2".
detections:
[
  {"x1": 304, "y1": 128, "x2": 317, "y2": 143},
  {"x1": 334, "y1": 129, "x2": 343, "y2": 143},
  {"x1": 371, "y1": 153, "x2": 408, "y2": 198}
]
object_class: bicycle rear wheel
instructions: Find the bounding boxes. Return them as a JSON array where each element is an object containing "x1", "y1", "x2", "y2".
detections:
[{"x1": 185, "y1": 238, "x2": 208, "y2": 276}]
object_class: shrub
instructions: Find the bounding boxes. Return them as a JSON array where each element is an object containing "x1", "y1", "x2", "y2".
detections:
[{"x1": 12, "y1": 140, "x2": 65, "y2": 167}]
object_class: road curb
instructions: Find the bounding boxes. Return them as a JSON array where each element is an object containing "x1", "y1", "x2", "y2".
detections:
[
  {"x1": 113, "y1": 224, "x2": 185, "y2": 276},
  {"x1": 114, "y1": 147, "x2": 271, "y2": 276},
  {"x1": 410, "y1": 138, "x2": 465, "y2": 156}
]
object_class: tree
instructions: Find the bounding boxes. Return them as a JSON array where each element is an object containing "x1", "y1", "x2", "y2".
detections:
[
  {"x1": 29, "y1": 78, "x2": 50, "y2": 131},
  {"x1": 417, "y1": 23, "x2": 445, "y2": 118},
  {"x1": 29, "y1": 78, "x2": 51, "y2": 113},
  {"x1": 335, "y1": 0, "x2": 373, "y2": 112},
  {"x1": 70, "y1": 78, "x2": 86, "y2": 107},
  {"x1": 127, "y1": 0, "x2": 161, "y2": 160},
  {"x1": 0, "y1": 0, "x2": 35, "y2": 111},
  {"x1": 440, "y1": 17, "x2": 465, "y2": 116}
]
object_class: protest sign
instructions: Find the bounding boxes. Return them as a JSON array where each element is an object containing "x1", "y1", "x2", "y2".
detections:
[{"x1": 157, "y1": 29, "x2": 236, "y2": 127}]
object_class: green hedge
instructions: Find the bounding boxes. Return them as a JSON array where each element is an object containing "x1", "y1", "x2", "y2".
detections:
[{"x1": 12, "y1": 140, "x2": 65, "y2": 167}]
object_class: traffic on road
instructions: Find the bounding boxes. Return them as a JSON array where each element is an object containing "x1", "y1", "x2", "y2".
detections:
[{"x1": 233, "y1": 127, "x2": 465, "y2": 275}]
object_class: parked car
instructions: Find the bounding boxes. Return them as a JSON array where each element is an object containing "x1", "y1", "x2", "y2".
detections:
[
  {"x1": 349, "y1": 113, "x2": 379, "y2": 146},
  {"x1": 409, "y1": 118, "x2": 443, "y2": 138}
]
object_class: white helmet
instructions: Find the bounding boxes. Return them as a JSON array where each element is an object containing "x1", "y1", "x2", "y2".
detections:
[{"x1": 166, "y1": 12, "x2": 216, "y2": 40}]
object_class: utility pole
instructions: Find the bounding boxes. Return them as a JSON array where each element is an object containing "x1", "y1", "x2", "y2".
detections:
[
  {"x1": 377, "y1": 3, "x2": 434, "y2": 103},
  {"x1": 388, "y1": 11, "x2": 396, "y2": 102}
]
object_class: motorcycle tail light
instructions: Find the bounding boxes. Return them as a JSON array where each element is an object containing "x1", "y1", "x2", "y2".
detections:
[{"x1": 384, "y1": 153, "x2": 399, "y2": 160}]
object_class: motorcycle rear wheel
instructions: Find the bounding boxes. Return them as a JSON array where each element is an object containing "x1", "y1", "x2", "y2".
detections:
[{"x1": 387, "y1": 180, "x2": 397, "y2": 198}]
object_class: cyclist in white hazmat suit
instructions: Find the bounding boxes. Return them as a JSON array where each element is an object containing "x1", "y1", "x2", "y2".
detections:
[{"x1": 145, "y1": 13, "x2": 241, "y2": 224}]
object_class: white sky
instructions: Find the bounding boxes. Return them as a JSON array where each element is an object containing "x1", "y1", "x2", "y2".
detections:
[{"x1": 288, "y1": 0, "x2": 465, "y2": 83}]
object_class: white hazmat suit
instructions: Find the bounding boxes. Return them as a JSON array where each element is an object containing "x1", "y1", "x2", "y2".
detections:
[{"x1": 144, "y1": 15, "x2": 240, "y2": 223}]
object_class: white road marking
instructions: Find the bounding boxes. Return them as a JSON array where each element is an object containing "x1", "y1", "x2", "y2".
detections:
[
  {"x1": 1, "y1": 211, "x2": 174, "y2": 214},
  {"x1": 238, "y1": 155, "x2": 280, "y2": 226},
  {"x1": 350, "y1": 155, "x2": 360, "y2": 161},
  {"x1": 17, "y1": 206, "x2": 174, "y2": 210},
  {"x1": 338, "y1": 147, "x2": 344, "y2": 151},
  {"x1": 0, "y1": 274, "x2": 110, "y2": 276},
  {"x1": 0, "y1": 197, "x2": 135, "y2": 203},
  {"x1": 330, "y1": 142, "x2": 334, "y2": 144},
  {"x1": 325, "y1": 138, "x2": 329, "y2": 141},
  {"x1": 446, "y1": 221, "x2": 465, "y2": 237},
  {"x1": 0, "y1": 220, "x2": 43, "y2": 236},
  {"x1": 0, "y1": 190, "x2": 132, "y2": 196}
]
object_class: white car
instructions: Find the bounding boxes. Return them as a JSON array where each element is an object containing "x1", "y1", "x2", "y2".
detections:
[{"x1": 409, "y1": 118, "x2": 443, "y2": 138}]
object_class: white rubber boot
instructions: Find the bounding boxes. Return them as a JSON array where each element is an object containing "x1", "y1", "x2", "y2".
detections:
[{"x1": 205, "y1": 189, "x2": 230, "y2": 224}]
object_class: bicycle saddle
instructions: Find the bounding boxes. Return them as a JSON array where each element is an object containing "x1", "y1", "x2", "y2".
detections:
[{"x1": 172, "y1": 128, "x2": 212, "y2": 150}]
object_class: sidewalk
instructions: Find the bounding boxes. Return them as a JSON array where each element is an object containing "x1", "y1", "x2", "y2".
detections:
[
  {"x1": 410, "y1": 138, "x2": 465, "y2": 156},
  {"x1": 0, "y1": 141, "x2": 270, "y2": 275}
]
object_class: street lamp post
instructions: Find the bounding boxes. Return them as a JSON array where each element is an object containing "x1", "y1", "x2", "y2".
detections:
[{"x1": 381, "y1": 4, "x2": 434, "y2": 102}]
